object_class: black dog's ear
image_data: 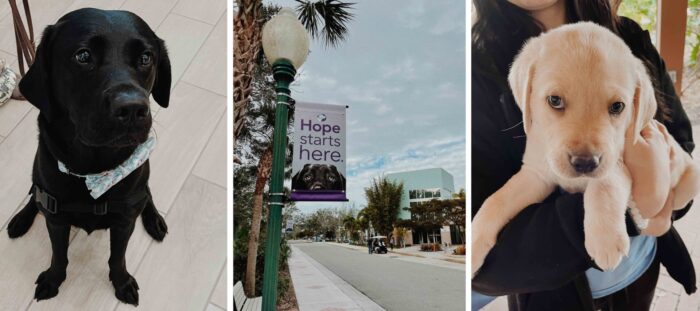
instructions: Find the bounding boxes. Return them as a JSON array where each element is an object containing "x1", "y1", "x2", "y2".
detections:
[
  {"x1": 152, "y1": 38, "x2": 171, "y2": 108},
  {"x1": 330, "y1": 165, "x2": 346, "y2": 189},
  {"x1": 20, "y1": 26, "x2": 55, "y2": 120},
  {"x1": 291, "y1": 171, "x2": 301, "y2": 188}
]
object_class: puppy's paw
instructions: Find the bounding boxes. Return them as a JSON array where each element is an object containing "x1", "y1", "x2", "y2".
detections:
[
  {"x1": 142, "y1": 207, "x2": 168, "y2": 242},
  {"x1": 7, "y1": 202, "x2": 37, "y2": 238},
  {"x1": 34, "y1": 270, "x2": 65, "y2": 301},
  {"x1": 585, "y1": 232, "x2": 629, "y2": 271},
  {"x1": 113, "y1": 274, "x2": 140, "y2": 306},
  {"x1": 471, "y1": 234, "x2": 495, "y2": 278}
]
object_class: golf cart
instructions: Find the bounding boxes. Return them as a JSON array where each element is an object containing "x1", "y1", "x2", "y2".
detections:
[{"x1": 370, "y1": 236, "x2": 388, "y2": 254}]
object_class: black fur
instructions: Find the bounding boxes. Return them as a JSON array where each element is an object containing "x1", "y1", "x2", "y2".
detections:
[{"x1": 6, "y1": 8, "x2": 171, "y2": 305}]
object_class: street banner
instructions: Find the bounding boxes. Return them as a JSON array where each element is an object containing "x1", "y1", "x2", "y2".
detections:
[{"x1": 291, "y1": 102, "x2": 348, "y2": 201}]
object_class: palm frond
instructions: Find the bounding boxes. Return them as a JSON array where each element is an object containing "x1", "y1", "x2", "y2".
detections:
[{"x1": 295, "y1": 0, "x2": 355, "y2": 47}]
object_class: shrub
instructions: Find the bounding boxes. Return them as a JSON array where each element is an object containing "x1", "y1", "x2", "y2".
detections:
[{"x1": 420, "y1": 243, "x2": 442, "y2": 252}]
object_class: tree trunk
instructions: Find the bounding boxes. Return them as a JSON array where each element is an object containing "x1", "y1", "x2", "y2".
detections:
[
  {"x1": 244, "y1": 144, "x2": 273, "y2": 296},
  {"x1": 233, "y1": 0, "x2": 262, "y2": 157}
]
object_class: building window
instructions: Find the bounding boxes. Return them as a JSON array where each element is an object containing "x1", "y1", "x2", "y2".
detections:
[{"x1": 409, "y1": 188, "x2": 441, "y2": 199}]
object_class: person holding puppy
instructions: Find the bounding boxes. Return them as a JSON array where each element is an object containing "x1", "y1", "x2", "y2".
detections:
[{"x1": 471, "y1": 0, "x2": 695, "y2": 310}]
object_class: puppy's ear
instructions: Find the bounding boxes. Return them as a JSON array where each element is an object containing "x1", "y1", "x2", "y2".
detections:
[
  {"x1": 508, "y1": 39, "x2": 539, "y2": 133},
  {"x1": 20, "y1": 26, "x2": 55, "y2": 120},
  {"x1": 152, "y1": 38, "x2": 171, "y2": 108},
  {"x1": 631, "y1": 60, "x2": 657, "y2": 144}
]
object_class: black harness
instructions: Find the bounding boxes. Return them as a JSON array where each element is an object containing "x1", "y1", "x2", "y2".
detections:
[{"x1": 33, "y1": 184, "x2": 150, "y2": 216}]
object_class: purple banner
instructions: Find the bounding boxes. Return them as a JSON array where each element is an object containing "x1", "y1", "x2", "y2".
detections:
[{"x1": 290, "y1": 102, "x2": 348, "y2": 202}]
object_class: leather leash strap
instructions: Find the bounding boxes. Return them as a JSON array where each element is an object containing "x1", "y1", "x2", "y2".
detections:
[{"x1": 9, "y1": 0, "x2": 35, "y2": 76}]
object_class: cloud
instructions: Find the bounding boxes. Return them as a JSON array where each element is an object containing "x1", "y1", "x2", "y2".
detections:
[
  {"x1": 396, "y1": 0, "x2": 426, "y2": 29},
  {"x1": 430, "y1": 8, "x2": 465, "y2": 35}
]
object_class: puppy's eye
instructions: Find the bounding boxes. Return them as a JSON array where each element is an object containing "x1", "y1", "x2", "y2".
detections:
[
  {"x1": 609, "y1": 102, "x2": 625, "y2": 115},
  {"x1": 327, "y1": 176, "x2": 336, "y2": 182},
  {"x1": 547, "y1": 95, "x2": 564, "y2": 109},
  {"x1": 304, "y1": 175, "x2": 312, "y2": 181},
  {"x1": 74, "y1": 49, "x2": 91, "y2": 64},
  {"x1": 139, "y1": 53, "x2": 152, "y2": 66}
]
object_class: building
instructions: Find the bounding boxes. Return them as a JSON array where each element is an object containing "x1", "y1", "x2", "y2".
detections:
[{"x1": 386, "y1": 168, "x2": 462, "y2": 246}]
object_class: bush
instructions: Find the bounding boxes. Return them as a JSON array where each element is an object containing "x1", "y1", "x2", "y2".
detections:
[
  {"x1": 420, "y1": 243, "x2": 442, "y2": 252},
  {"x1": 453, "y1": 245, "x2": 466, "y2": 255}
]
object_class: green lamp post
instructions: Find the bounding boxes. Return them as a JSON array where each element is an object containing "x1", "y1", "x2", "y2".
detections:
[{"x1": 260, "y1": 7, "x2": 309, "y2": 310}]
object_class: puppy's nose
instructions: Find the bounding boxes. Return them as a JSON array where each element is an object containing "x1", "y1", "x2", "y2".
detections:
[
  {"x1": 569, "y1": 153, "x2": 600, "y2": 174},
  {"x1": 110, "y1": 91, "x2": 149, "y2": 124}
]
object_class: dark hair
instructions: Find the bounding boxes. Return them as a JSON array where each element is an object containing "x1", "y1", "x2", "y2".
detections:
[
  {"x1": 472, "y1": 0, "x2": 621, "y2": 85},
  {"x1": 471, "y1": 0, "x2": 671, "y2": 119}
]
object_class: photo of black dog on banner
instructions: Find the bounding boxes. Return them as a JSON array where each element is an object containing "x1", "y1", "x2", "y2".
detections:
[{"x1": 292, "y1": 164, "x2": 346, "y2": 191}]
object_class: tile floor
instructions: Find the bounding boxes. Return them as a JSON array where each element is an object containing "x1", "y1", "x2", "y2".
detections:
[{"x1": 0, "y1": 1, "x2": 227, "y2": 310}]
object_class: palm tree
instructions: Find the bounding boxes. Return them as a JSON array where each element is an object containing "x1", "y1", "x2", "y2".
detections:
[
  {"x1": 234, "y1": 1, "x2": 355, "y2": 296},
  {"x1": 233, "y1": 0, "x2": 355, "y2": 159},
  {"x1": 342, "y1": 215, "x2": 356, "y2": 241}
]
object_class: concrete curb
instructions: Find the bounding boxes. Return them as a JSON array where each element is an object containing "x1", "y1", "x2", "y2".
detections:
[{"x1": 327, "y1": 242, "x2": 466, "y2": 267}]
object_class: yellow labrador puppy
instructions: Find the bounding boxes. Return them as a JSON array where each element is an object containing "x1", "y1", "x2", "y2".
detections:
[{"x1": 471, "y1": 22, "x2": 700, "y2": 277}]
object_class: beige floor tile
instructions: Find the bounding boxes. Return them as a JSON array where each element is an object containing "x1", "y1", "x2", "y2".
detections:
[
  {"x1": 156, "y1": 14, "x2": 213, "y2": 86},
  {"x1": 120, "y1": 0, "x2": 179, "y2": 30},
  {"x1": 0, "y1": 2, "x2": 11, "y2": 24},
  {"x1": 26, "y1": 221, "x2": 155, "y2": 310},
  {"x1": 62, "y1": 0, "x2": 127, "y2": 13},
  {"x1": 181, "y1": 13, "x2": 227, "y2": 96},
  {"x1": 0, "y1": 215, "x2": 78, "y2": 309},
  {"x1": 207, "y1": 302, "x2": 225, "y2": 311},
  {"x1": 149, "y1": 82, "x2": 225, "y2": 213},
  {"x1": 0, "y1": 99, "x2": 31, "y2": 137},
  {"x1": 192, "y1": 113, "x2": 226, "y2": 188},
  {"x1": 115, "y1": 175, "x2": 226, "y2": 311},
  {"x1": 172, "y1": 0, "x2": 226, "y2": 25},
  {"x1": 0, "y1": 109, "x2": 37, "y2": 226},
  {"x1": 210, "y1": 266, "x2": 227, "y2": 309}
]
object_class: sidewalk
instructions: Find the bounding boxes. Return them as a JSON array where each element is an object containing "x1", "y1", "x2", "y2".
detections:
[
  {"x1": 328, "y1": 242, "x2": 465, "y2": 271},
  {"x1": 288, "y1": 243, "x2": 385, "y2": 311}
]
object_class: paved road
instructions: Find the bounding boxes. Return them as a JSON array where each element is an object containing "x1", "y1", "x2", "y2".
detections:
[{"x1": 294, "y1": 242, "x2": 466, "y2": 311}]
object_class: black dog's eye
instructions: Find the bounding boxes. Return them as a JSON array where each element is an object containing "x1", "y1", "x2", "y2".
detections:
[
  {"x1": 547, "y1": 95, "x2": 564, "y2": 110},
  {"x1": 304, "y1": 175, "x2": 312, "y2": 181},
  {"x1": 74, "y1": 49, "x2": 91, "y2": 64},
  {"x1": 609, "y1": 102, "x2": 625, "y2": 115},
  {"x1": 139, "y1": 53, "x2": 152, "y2": 67},
  {"x1": 327, "y1": 175, "x2": 336, "y2": 182}
]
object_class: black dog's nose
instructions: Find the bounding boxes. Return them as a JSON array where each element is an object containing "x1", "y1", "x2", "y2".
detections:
[
  {"x1": 110, "y1": 90, "x2": 149, "y2": 124},
  {"x1": 569, "y1": 153, "x2": 600, "y2": 174}
]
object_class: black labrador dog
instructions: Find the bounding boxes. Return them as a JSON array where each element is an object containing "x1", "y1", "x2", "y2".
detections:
[
  {"x1": 5, "y1": 9, "x2": 170, "y2": 305},
  {"x1": 292, "y1": 164, "x2": 346, "y2": 191}
]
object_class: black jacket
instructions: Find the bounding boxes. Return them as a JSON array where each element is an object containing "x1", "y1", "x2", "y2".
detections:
[{"x1": 472, "y1": 17, "x2": 696, "y2": 310}]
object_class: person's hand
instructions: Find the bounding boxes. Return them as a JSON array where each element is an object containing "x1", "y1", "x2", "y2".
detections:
[{"x1": 624, "y1": 120, "x2": 672, "y2": 219}]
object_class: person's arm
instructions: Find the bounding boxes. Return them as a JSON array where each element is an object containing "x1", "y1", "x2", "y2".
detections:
[
  {"x1": 629, "y1": 17, "x2": 695, "y2": 220},
  {"x1": 471, "y1": 78, "x2": 597, "y2": 295}
]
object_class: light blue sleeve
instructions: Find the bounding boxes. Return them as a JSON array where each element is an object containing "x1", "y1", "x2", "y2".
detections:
[{"x1": 472, "y1": 290, "x2": 498, "y2": 310}]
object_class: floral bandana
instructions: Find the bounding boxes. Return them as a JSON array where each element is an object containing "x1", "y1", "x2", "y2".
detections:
[
  {"x1": 58, "y1": 132, "x2": 156, "y2": 199},
  {"x1": 0, "y1": 60, "x2": 17, "y2": 105}
]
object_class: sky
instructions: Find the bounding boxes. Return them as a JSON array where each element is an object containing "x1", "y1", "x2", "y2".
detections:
[{"x1": 266, "y1": 0, "x2": 466, "y2": 214}]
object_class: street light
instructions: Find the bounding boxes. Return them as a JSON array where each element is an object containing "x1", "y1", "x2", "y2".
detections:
[{"x1": 260, "y1": 8, "x2": 309, "y2": 311}]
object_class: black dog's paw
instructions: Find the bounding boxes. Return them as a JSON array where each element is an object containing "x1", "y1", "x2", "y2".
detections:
[
  {"x1": 34, "y1": 270, "x2": 64, "y2": 301},
  {"x1": 7, "y1": 202, "x2": 38, "y2": 239},
  {"x1": 113, "y1": 274, "x2": 140, "y2": 306},
  {"x1": 142, "y1": 208, "x2": 168, "y2": 242}
]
